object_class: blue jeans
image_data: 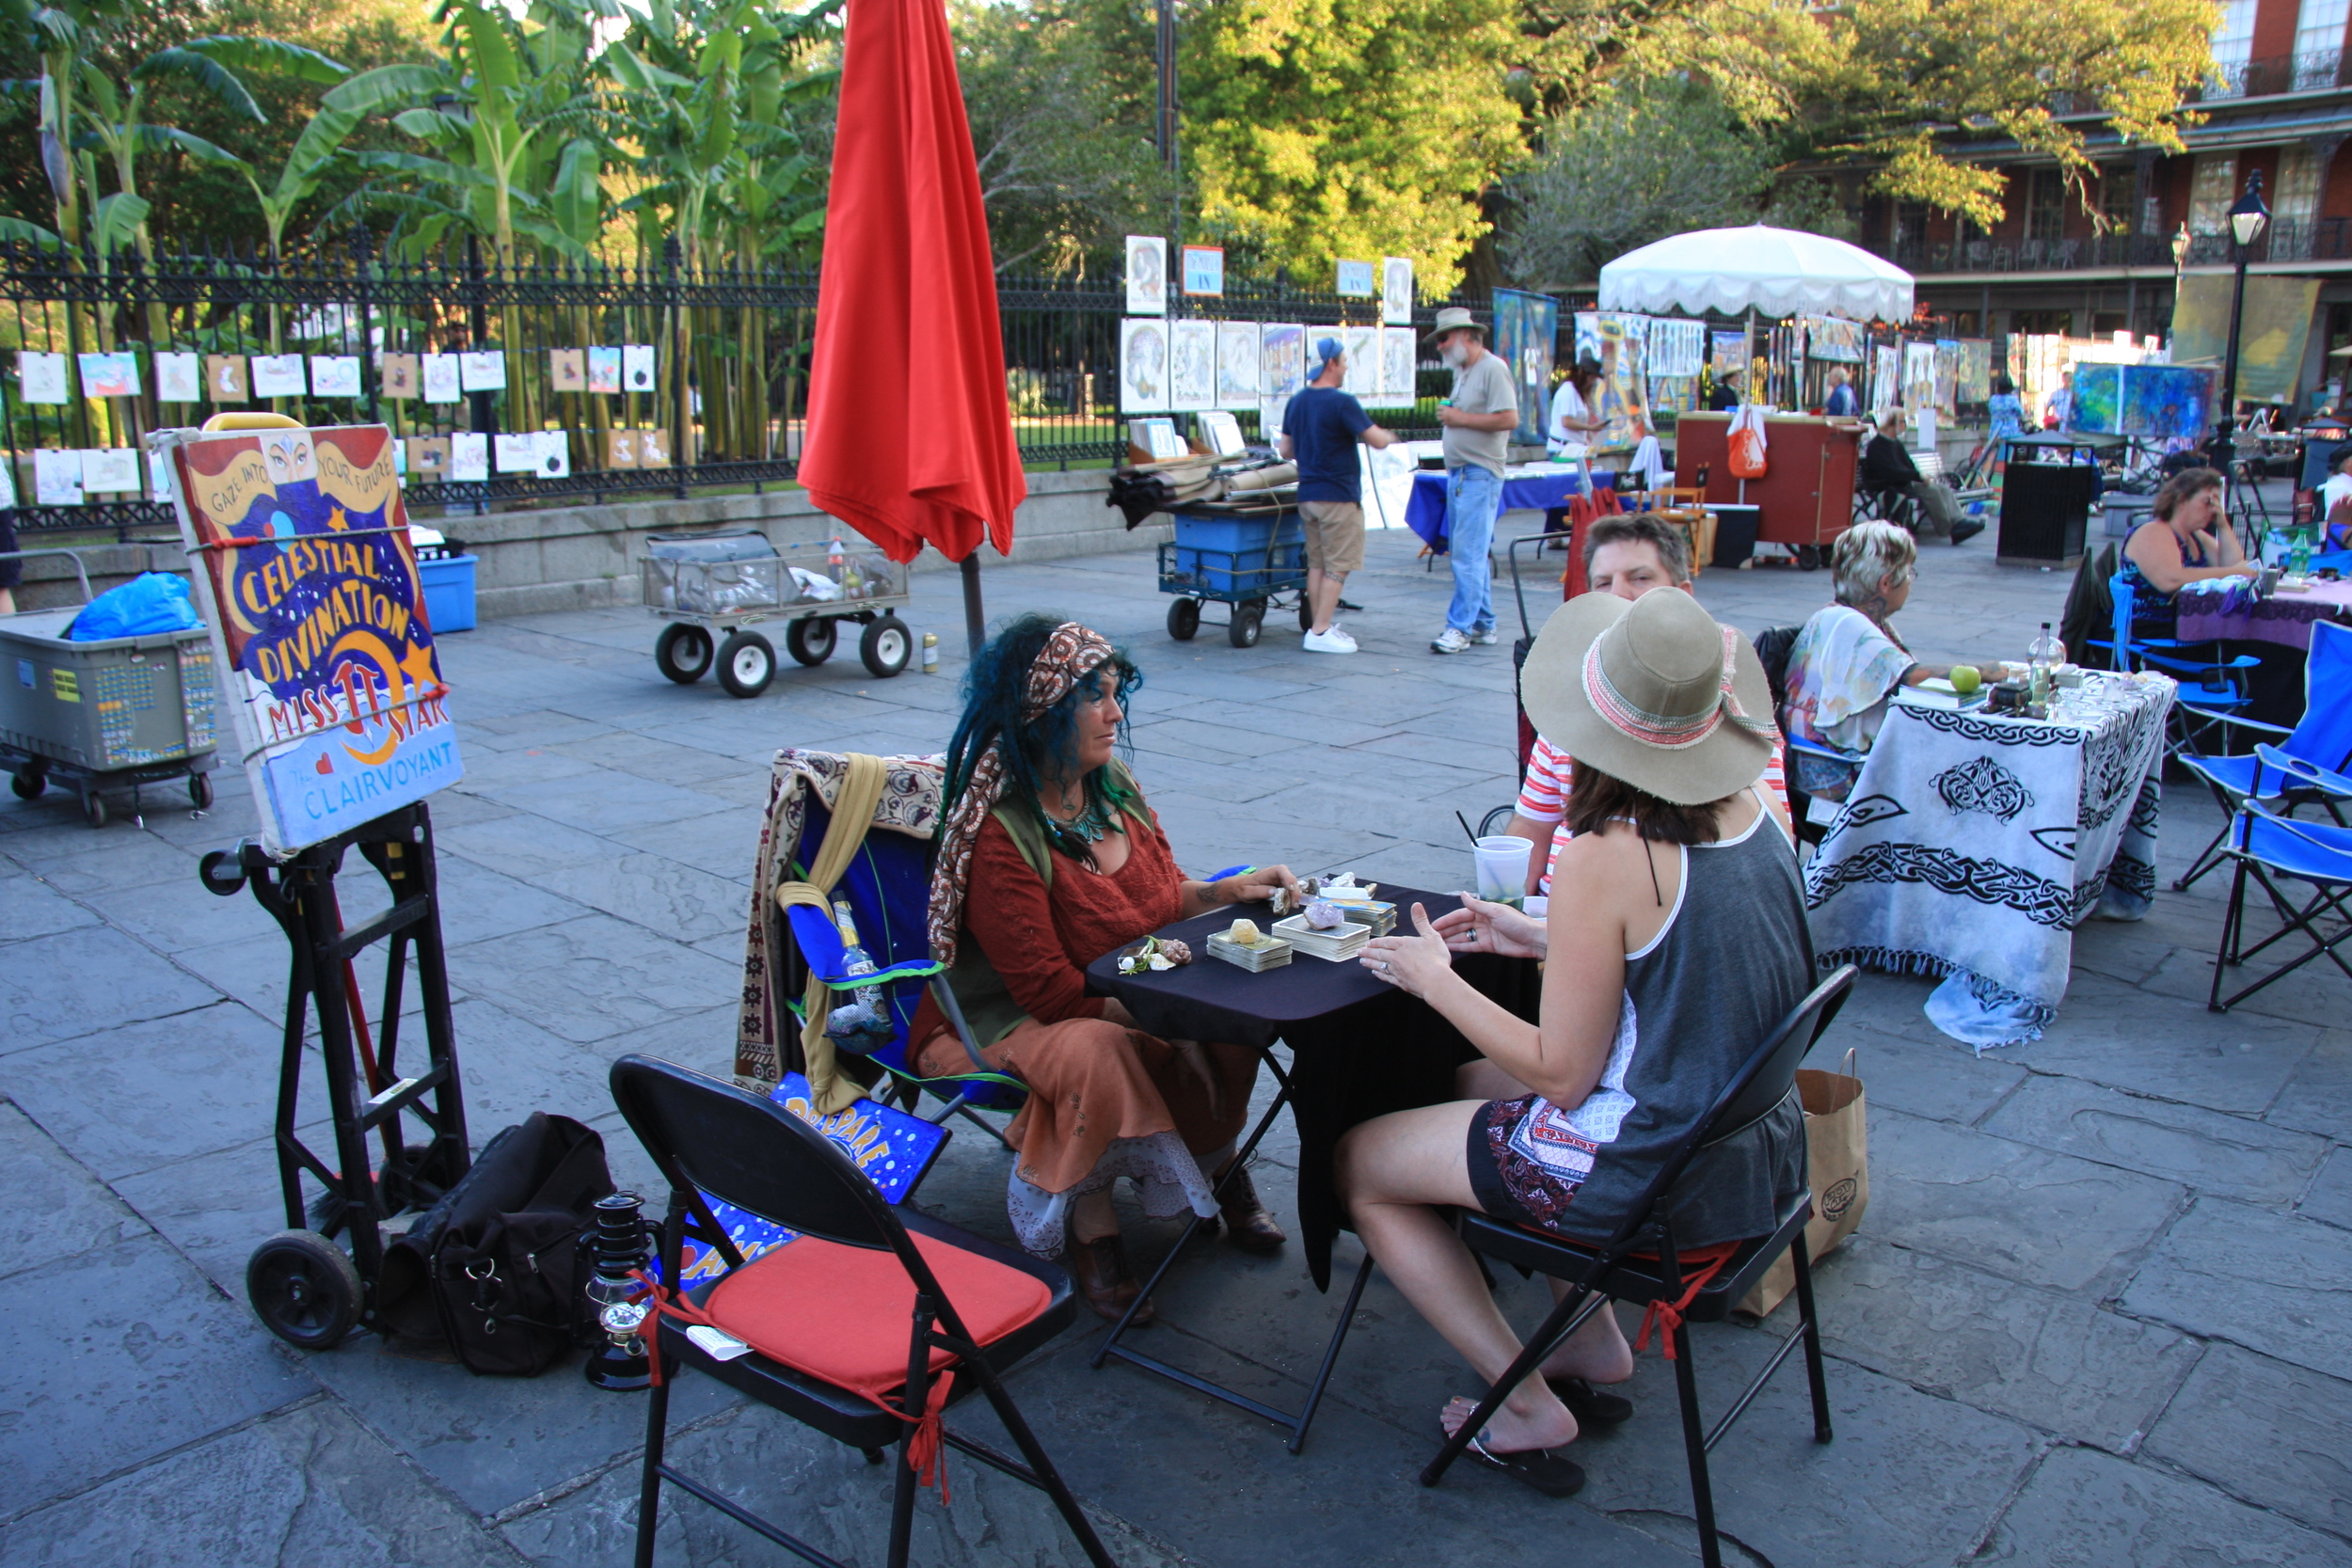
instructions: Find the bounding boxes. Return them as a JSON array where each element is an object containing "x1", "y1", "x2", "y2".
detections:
[{"x1": 1445, "y1": 464, "x2": 1502, "y2": 636}]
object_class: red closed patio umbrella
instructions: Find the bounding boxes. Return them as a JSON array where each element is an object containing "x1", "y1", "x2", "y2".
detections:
[{"x1": 796, "y1": 0, "x2": 1024, "y2": 652}]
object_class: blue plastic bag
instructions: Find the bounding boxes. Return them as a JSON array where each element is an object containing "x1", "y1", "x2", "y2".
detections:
[{"x1": 67, "y1": 572, "x2": 201, "y2": 641}]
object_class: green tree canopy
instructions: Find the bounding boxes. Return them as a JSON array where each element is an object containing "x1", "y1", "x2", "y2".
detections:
[{"x1": 1180, "y1": 0, "x2": 1525, "y2": 294}]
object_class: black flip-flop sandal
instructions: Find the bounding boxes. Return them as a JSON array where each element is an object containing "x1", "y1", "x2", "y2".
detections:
[
  {"x1": 1458, "y1": 1428, "x2": 1586, "y2": 1498},
  {"x1": 1547, "y1": 1375, "x2": 1633, "y2": 1428}
]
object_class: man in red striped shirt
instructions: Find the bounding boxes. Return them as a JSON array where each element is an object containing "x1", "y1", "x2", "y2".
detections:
[{"x1": 1504, "y1": 514, "x2": 1789, "y2": 897}]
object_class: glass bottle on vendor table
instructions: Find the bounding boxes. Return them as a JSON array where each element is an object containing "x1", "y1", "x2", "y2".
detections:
[
  {"x1": 824, "y1": 898, "x2": 894, "y2": 1053},
  {"x1": 2028, "y1": 622, "x2": 2064, "y2": 707}
]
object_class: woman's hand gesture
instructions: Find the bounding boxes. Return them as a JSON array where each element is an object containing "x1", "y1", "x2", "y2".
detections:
[
  {"x1": 1359, "y1": 903, "x2": 1456, "y2": 998},
  {"x1": 1429, "y1": 895, "x2": 1548, "y2": 960},
  {"x1": 1224, "y1": 863, "x2": 1303, "y2": 907}
]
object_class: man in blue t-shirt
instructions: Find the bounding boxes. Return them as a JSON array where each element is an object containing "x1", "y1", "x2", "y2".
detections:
[{"x1": 1279, "y1": 336, "x2": 1399, "y2": 653}]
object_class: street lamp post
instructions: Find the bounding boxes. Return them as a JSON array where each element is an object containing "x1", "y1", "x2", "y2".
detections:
[{"x1": 2215, "y1": 170, "x2": 2269, "y2": 525}]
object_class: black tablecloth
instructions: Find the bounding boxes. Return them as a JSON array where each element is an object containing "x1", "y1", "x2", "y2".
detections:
[{"x1": 1084, "y1": 885, "x2": 1541, "y2": 1289}]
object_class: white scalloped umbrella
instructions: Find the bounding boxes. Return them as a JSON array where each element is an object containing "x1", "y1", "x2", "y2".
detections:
[{"x1": 1597, "y1": 225, "x2": 1914, "y2": 323}]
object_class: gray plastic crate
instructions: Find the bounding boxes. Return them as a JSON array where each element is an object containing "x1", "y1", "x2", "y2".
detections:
[{"x1": 0, "y1": 607, "x2": 219, "y2": 774}]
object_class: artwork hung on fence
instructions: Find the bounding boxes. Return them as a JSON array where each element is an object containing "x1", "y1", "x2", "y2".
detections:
[
  {"x1": 1169, "y1": 318, "x2": 1216, "y2": 412},
  {"x1": 533, "y1": 431, "x2": 571, "y2": 478},
  {"x1": 159, "y1": 422, "x2": 463, "y2": 855},
  {"x1": 586, "y1": 346, "x2": 622, "y2": 394},
  {"x1": 1933, "y1": 341, "x2": 1960, "y2": 420},
  {"x1": 450, "y1": 431, "x2": 489, "y2": 482},
  {"x1": 1872, "y1": 344, "x2": 1901, "y2": 412},
  {"x1": 0, "y1": 459, "x2": 14, "y2": 509},
  {"x1": 249, "y1": 354, "x2": 306, "y2": 398},
  {"x1": 1342, "y1": 324, "x2": 1378, "y2": 401},
  {"x1": 623, "y1": 344, "x2": 656, "y2": 391},
  {"x1": 1902, "y1": 341, "x2": 1937, "y2": 417},
  {"x1": 1591, "y1": 314, "x2": 1651, "y2": 452},
  {"x1": 1336, "y1": 260, "x2": 1376, "y2": 298},
  {"x1": 639, "y1": 427, "x2": 673, "y2": 467},
  {"x1": 1710, "y1": 331, "x2": 1746, "y2": 384},
  {"x1": 421, "y1": 354, "x2": 460, "y2": 404},
  {"x1": 377, "y1": 354, "x2": 421, "y2": 400},
  {"x1": 1216, "y1": 321, "x2": 1261, "y2": 408},
  {"x1": 17, "y1": 351, "x2": 68, "y2": 404},
  {"x1": 205, "y1": 355, "x2": 248, "y2": 403},
  {"x1": 1120, "y1": 317, "x2": 1169, "y2": 412},
  {"x1": 1124, "y1": 235, "x2": 1168, "y2": 316},
  {"x1": 458, "y1": 350, "x2": 507, "y2": 393},
  {"x1": 1645, "y1": 318, "x2": 1707, "y2": 379},
  {"x1": 604, "y1": 429, "x2": 639, "y2": 468},
  {"x1": 1648, "y1": 377, "x2": 1698, "y2": 416},
  {"x1": 1490, "y1": 288, "x2": 1558, "y2": 446},
  {"x1": 1261, "y1": 323, "x2": 1306, "y2": 402},
  {"x1": 1182, "y1": 245, "x2": 1224, "y2": 297},
  {"x1": 77, "y1": 352, "x2": 139, "y2": 399},
  {"x1": 148, "y1": 450, "x2": 173, "y2": 501},
  {"x1": 410, "y1": 436, "x2": 453, "y2": 478},
  {"x1": 1802, "y1": 316, "x2": 1865, "y2": 363},
  {"x1": 494, "y1": 433, "x2": 540, "y2": 473},
  {"x1": 1957, "y1": 341, "x2": 1993, "y2": 404},
  {"x1": 548, "y1": 349, "x2": 586, "y2": 392},
  {"x1": 2069, "y1": 363, "x2": 2214, "y2": 441},
  {"x1": 1382, "y1": 257, "x2": 1414, "y2": 325},
  {"x1": 155, "y1": 352, "x2": 201, "y2": 404},
  {"x1": 33, "y1": 448, "x2": 83, "y2": 504},
  {"x1": 80, "y1": 448, "x2": 140, "y2": 494},
  {"x1": 310, "y1": 356, "x2": 362, "y2": 399},
  {"x1": 1380, "y1": 326, "x2": 1417, "y2": 405}
]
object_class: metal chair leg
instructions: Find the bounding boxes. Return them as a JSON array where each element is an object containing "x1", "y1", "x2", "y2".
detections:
[
  {"x1": 633, "y1": 1373, "x2": 672, "y2": 1568},
  {"x1": 1789, "y1": 1228, "x2": 1834, "y2": 1444},
  {"x1": 1289, "y1": 1253, "x2": 1375, "y2": 1455},
  {"x1": 2211, "y1": 858, "x2": 2249, "y2": 1011},
  {"x1": 887, "y1": 1301, "x2": 934, "y2": 1568},
  {"x1": 1673, "y1": 1323, "x2": 1724, "y2": 1568},
  {"x1": 1419, "y1": 1282, "x2": 1595, "y2": 1487},
  {"x1": 958, "y1": 1347, "x2": 1121, "y2": 1568}
]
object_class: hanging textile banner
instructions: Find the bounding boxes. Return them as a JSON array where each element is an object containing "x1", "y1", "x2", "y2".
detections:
[
  {"x1": 1804, "y1": 316, "x2": 1866, "y2": 363},
  {"x1": 1646, "y1": 318, "x2": 1707, "y2": 379}
]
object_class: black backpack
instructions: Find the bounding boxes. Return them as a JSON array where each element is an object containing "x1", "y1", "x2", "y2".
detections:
[{"x1": 378, "y1": 1114, "x2": 616, "y2": 1376}]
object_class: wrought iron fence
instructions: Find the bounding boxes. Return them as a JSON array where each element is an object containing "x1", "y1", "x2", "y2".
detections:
[
  {"x1": 0, "y1": 240, "x2": 1465, "y2": 538},
  {"x1": 1871, "y1": 217, "x2": 2352, "y2": 277},
  {"x1": 2199, "y1": 48, "x2": 2352, "y2": 100}
]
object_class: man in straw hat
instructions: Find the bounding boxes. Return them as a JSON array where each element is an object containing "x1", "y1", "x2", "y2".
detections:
[
  {"x1": 1425, "y1": 306, "x2": 1520, "y2": 655},
  {"x1": 1336, "y1": 588, "x2": 1810, "y2": 1498}
]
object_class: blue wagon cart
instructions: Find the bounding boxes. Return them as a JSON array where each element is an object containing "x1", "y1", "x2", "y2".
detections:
[{"x1": 1157, "y1": 502, "x2": 1311, "y2": 648}]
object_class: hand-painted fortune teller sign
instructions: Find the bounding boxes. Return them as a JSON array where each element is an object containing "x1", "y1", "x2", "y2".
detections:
[{"x1": 159, "y1": 423, "x2": 463, "y2": 855}]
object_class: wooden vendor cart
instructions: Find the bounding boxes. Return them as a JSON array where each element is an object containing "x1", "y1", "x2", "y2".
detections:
[{"x1": 1674, "y1": 411, "x2": 1866, "y2": 569}]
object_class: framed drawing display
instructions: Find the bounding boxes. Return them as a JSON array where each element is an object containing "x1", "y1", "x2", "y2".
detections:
[
  {"x1": 159, "y1": 421, "x2": 463, "y2": 855},
  {"x1": 155, "y1": 352, "x2": 202, "y2": 404},
  {"x1": 1120, "y1": 317, "x2": 1170, "y2": 412},
  {"x1": 1125, "y1": 235, "x2": 1168, "y2": 315},
  {"x1": 1216, "y1": 321, "x2": 1261, "y2": 409},
  {"x1": 1382, "y1": 258, "x2": 1414, "y2": 325},
  {"x1": 1169, "y1": 318, "x2": 1216, "y2": 412}
]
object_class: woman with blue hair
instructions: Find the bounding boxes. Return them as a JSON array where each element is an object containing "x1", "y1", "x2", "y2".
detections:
[{"x1": 908, "y1": 615, "x2": 1301, "y2": 1320}]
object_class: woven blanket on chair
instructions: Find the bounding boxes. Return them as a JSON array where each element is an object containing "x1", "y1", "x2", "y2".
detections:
[{"x1": 736, "y1": 750, "x2": 946, "y2": 1085}]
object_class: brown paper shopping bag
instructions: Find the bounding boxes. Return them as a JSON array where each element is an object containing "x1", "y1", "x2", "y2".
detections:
[{"x1": 1737, "y1": 1051, "x2": 1867, "y2": 1318}]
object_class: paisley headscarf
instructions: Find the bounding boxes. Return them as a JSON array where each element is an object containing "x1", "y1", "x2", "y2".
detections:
[{"x1": 927, "y1": 622, "x2": 1116, "y2": 967}]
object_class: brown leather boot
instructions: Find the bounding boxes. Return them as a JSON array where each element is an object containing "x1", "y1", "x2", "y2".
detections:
[
  {"x1": 1066, "y1": 1231, "x2": 1154, "y2": 1324},
  {"x1": 1216, "y1": 1162, "x2": 1286, "y2": 1253}
]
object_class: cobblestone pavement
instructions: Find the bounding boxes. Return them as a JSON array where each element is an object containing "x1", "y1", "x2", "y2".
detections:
[{"x1": 4, "y1": 518, "x2": 2348, "y2": 1567}]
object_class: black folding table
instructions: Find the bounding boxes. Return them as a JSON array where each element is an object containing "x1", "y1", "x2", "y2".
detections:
[{"x1": 1080, "y1": 886, "x2": 1539, "y2": 1450}]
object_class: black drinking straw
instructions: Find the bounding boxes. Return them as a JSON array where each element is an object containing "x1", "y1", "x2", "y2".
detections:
[{"x1": 1454, "y1": 810, "x2": 1481, "y2": 847}]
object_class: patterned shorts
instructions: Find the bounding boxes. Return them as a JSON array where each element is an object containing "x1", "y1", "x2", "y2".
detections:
[{"x1": 1466, "y1": 1094, "x2": 1605, "y2": 1237}]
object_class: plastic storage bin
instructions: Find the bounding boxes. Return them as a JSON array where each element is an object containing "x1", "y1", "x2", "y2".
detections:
[
  {"x1": 417, "y1": 553, "x2": 479, "y2": 633},
  {"x1": 1169, "y1": 513, "x2": 1305, "y2": 595},
  {"x1": 0, "y1": 608, "x2": 217, "y2": 774}
]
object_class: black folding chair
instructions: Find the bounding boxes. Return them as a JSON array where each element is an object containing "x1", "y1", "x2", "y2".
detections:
[
  {"x1": 609, "y1": 1054, "x2": 1119, "y2": 1568},
  {"x1": 1420, "y1": 966, "x2": 1857, "y2": 1568}
]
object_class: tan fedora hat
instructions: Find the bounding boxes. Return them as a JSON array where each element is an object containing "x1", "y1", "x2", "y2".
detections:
[
  {"x1": 1520, "y1": 590, "x2": 1777, "y2": 805},
  {"x1": 1422, "y1": 306, "x2": 1486, "y2": 347}
]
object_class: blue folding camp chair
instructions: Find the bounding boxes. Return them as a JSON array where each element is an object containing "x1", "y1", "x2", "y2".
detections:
[
  {"x1": 2208, "y1": 780, "x2": 2352, "y2": 1012},
  {"x1": 2106, "y1": 575, "x2": 2260, "y2": 756},
  {"x1": 2171, "y1": 619, "x2": 2352, "y2": 890},
  {"x1": 780, "y1": 787, "x2": 1028, "y2": 1146}
]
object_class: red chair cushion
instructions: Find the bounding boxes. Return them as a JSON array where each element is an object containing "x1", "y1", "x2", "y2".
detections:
[{"x1": 702, "y1": 1232, "x2": 1052, "y2": 1400}]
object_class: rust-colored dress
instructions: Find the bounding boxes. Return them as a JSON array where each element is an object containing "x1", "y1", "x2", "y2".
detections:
[{"x1": 908, "y1": 806, "x2": 1257, "y2": 1231}]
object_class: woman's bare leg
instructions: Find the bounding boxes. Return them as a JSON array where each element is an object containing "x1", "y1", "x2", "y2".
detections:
[
  {"x1": 1339, "y1": 1101, "x2": 1578, "y2": 1452},
  {"x1": 1451, "y1": 1059, "x2": 1633, "y2": 1386}
]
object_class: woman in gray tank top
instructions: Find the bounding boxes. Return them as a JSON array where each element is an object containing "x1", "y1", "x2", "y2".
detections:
[{"x1": 1341, "y1": 588, "x2": 1812, "y2": 1499}]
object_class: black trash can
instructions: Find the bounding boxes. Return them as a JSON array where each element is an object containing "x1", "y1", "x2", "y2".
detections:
[
  {"x1": 1998, "y1": 461, "x2": 2097, "y2": 565},
  {"x1": 1708, "y1": 504, "x2": 1761, "y2": 568}
]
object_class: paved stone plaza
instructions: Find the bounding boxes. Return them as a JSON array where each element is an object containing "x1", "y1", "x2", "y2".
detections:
[{"x1": 3, "y1": 523, "x2": 2348, "y2": 1566}]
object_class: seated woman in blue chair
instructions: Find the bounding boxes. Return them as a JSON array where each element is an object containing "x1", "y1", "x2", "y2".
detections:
[
  {"x1": 2121, "y1": 467, "x2": 2257, "y2": 636},
  {"x1": 910, "y1": 615, "x2": 1300, "y2": 1322},
  {"x1": 1336, "y1": 588, "x2": 1809, "y2": 1498}
]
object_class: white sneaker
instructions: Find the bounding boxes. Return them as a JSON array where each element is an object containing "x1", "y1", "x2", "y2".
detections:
[
  {"x1": 1303, "y1": 625, "x2": 1359, "y2": 654},
  {"x1": 1470, "y1": 628, "x2": 1500, "y2": 645},
  {"x1": 1431, "y1": 627, "x2": 1471, "y2": 655}
]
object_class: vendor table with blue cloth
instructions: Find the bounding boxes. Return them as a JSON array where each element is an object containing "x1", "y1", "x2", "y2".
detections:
[
  {"x1": 1802, "y1": 672, "x2": 2173, "y2": 1051},
  {"x1": 1406, "y1": 466, "x2": 1619, "y2": 552}
]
